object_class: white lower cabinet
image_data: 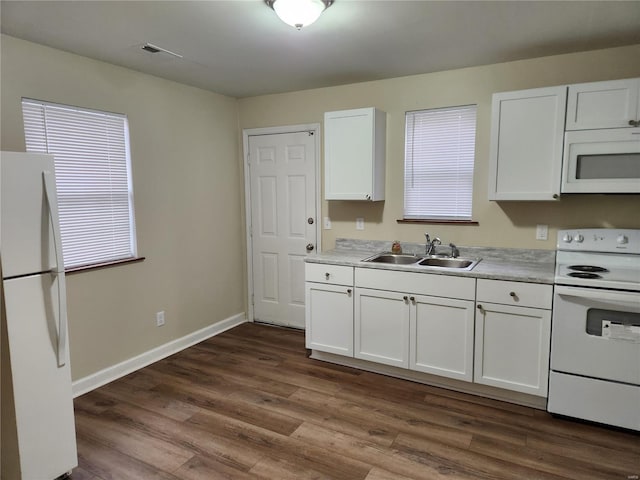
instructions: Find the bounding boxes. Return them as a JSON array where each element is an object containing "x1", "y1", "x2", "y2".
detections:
[
  {"x1": 354, "y1": 268, "x2": 475, "y2": 379},
  {"x1": 305, "y1": 264, "x2": 354, "y2": 356},
  {"x1": 474, "y1": 279, "x2": 552, "y2": 397},
  {"x1": 306, "y1": 262, "x2": 554, "y2": 402},
  {"x1": 354, "y1": 288, "x2": 410, "y2": 368},
  {"x1": 410, "y1": 294, "x2": 475, "y2": 382}
]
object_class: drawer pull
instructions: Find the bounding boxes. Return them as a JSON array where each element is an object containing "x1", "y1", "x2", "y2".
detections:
[
  {"x1": 403, "y1": 295, "x2": 409, "y2": 301},
  {"x1": 347, "y1": 289, "x2": 352, "y2": 295},
  {"x1": 325, "y1": 272, "x2": 330, "y2": 280},
  {"x1": 509, "y1": 291, "x2": 516, "y2": 297},
  {"x1": 409, "y1": 296, "x2": 415, "y2": 302}
]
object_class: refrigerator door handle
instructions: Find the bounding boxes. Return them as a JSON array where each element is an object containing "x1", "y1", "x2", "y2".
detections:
[{"x1": 43, "y1": 170, "x2": 68, "y2": 367}]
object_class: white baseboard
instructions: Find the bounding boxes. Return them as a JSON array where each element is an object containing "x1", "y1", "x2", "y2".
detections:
[{"x1": 72, "y1": 313, "x2": 247, "y2": 397}]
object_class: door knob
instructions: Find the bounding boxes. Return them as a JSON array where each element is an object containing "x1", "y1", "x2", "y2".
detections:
[
  {"x1": 306, "y1": 243, "x2": 314, "y2": 251},
  {"x1": 307, "y1": 217, "x2": 314, "y2": 224}
]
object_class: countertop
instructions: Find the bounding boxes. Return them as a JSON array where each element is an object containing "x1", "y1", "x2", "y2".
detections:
[{"x1": 305, "y1": 239, "x2": 556, "y2": 284}]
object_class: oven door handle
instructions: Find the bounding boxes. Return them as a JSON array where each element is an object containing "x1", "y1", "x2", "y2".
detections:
[{"x1": 555, "y1": 285, "x2": 640, "y2": 309}]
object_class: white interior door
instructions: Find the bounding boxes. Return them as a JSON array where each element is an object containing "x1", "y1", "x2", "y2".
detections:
[{"x1": 248, "y1": 130, "x2": 317, "y2": 328}]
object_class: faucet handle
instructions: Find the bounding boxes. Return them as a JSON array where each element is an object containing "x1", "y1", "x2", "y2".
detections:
[
  {"x1": 432, "y1": 237, "x2": 441, "y2": 246},
  {"x1": 424, "y1": 232, "x2": 430, "y2": 243},
  {"x1": 449, "y1": 243, "x2": 459, "y2": 258}
]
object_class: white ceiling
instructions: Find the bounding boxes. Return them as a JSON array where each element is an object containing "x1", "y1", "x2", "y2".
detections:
[{"x1": 1, "y1": 1, "x2": 639, "y2": 98}]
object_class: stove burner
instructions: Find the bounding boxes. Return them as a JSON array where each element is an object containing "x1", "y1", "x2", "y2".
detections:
[
  {"x1": 568, "y1": 265, "x2": 609, "y2": 273},
  {"x1": 567, "y1": 272, "x2": 603, "y2": 279}
]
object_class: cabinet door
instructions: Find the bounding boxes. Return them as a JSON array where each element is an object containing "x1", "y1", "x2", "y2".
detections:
[
  {"x1": 488, "y1": 86, "x2": 566, "y2": 200},
  {"x1": 410, "y1": 295, "x2": 475, "y2": 382},
  {"x1": 566, "y1": 78, "x2": 640, "y2": 130},
  {"x1": 355, "y1": 288, "x2": 409, "y2": 368},
  {"x1": 324, "y1": 108, "x2": 385, "y2": 201},
  {"x1": 474, "y1": 302, "x2": 551, "y2": 397},
  {"x1": 305, "y1": 282, "x2": 354, "y2": 356}
]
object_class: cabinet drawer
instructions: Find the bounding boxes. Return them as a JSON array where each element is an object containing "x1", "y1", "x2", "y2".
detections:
[
  {"x1": 355, "y1": 268, "x2": 475, "y2": 300},
  {"x1": 305, "y1": 263, "x2": 353, "y2": 286},
  {"x1": 476, "y1": 279, "x2": 552, "y2": 309}
]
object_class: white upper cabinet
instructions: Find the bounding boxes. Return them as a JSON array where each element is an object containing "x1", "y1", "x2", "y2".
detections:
[
  {"x1": 566, "y1": 78, "x2": 640, "y2": 130},
  {"x1": 324, "y1": 108, "x2": 386, "y2": 201},
  {"x1": 488, "y1": 86, "x2": 567, "y2": 201}
]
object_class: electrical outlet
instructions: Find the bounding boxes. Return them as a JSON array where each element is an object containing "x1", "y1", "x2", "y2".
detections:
[
  {"x1": 356, "y1": 217, "x2": 365, "y2": 230},
  {"x1": 536, "y1": 224, "x2": 548, "y2": 241},
  {"x1": 156, "y1": 311, "x2": 165, "y2": 327},
  {"x1": 323, "y1": 217, "x2": 332, "y2": 229}
]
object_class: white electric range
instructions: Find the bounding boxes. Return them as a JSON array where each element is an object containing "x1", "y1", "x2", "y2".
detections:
[{"x1": 548, "y1": 228, "x2": 640, "y2": 431}]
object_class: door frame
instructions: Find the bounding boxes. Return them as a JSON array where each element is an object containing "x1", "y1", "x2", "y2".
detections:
[{"x1": 242, "y1": 123, "x2": 322, "y2": 324}]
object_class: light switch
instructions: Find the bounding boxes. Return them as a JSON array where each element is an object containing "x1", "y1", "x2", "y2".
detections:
[
  {"x1": 536, "y1": 224, "x2": 548, "y2": 241},
  {"x1": 324, "y1": 217, "x2": 332, "y2": 229},
  {"x1": 356, "y1": 217, "x2": 365, "y2": 230}
]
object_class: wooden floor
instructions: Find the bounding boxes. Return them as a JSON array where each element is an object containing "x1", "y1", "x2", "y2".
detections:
[{"x1": 72, "y1": 322, "x2": 640, "y2": 480}]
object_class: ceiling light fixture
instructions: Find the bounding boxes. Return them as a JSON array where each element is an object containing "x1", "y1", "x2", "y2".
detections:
[{"x1": 265, "y1": 0, "x2": 333, "y2": 30}]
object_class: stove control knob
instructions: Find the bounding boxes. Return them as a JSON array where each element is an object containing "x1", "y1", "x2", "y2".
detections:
[
  {"x1": 562, "y1": 234, "x2": 573, "y2": 243},
  {"x1": 617, "y1": 235, "x2": 629, "y2": 245},
  {"x1": 574, "y1": 234, "x2": 584, "y2": 243}
]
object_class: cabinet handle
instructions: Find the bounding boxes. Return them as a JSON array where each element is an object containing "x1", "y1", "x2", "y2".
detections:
[
  {"x1": 403, "y1": 295, "x2": 408, "y2": 301},
  {"x1": 365, "y1": 194, "x2": 371, "y2": 200},
  {"x1": 629, "y1": 120, "x2": 637, "y2": 126},
  {"x1": 347, "y1": 289, "x2": 352, "y2": 295},
  {"x1": 409, "y1": 296, "x2": 415, "y2": 302},
  {"x1": 325, "y1": 272, "x2": 330, "y2": 280},
  {"x1": 477, "y1": 304, "x2": 483, "y2": 311},
  {"x1": 509, "y1": 291, "x2": 516, "y2": 297},
  {"x1": 552, "y1": 194, "x2": 559, "y2": 199}
]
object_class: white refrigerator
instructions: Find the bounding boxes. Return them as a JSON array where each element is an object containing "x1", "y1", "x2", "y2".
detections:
[{"x1": 1, "y1": 151, "x2": 78, "y2": 479}]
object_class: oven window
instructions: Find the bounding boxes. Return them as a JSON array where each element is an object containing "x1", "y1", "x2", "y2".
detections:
[
  {"x1": 586, "y1": 308, "x2": 640, "y2": 337},
  {"x1": 576, "y1": 153, "x2": 640, "y2": 179}
]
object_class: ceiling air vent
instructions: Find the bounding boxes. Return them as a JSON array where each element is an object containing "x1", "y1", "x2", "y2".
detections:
[{"x1": 140, "y1": 43, "x2": 182, "y2": 58}]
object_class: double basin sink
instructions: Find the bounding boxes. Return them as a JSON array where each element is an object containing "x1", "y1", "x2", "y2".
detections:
[{"x1": 362, "y1": 252, "x2": 480, "y2": 271}]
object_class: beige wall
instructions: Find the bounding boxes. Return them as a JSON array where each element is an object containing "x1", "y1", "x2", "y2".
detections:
[
  {"x1": 1, "y1": 35, "x2": 245, "y2": 380},
  {"x1": 238, "y1": 44, "x2": 640, "y2": 251},
  {"x1": 2, "y1": 34, "x2": 640, "y2": 381}
]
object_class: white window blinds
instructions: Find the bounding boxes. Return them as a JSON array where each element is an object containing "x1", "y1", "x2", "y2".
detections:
[
  {"x1": 22, "y1": 98, "x2": 137, "y2": 269},
  {"x1": 404, "y1": 105, "x2": 477, "y2": 220}
]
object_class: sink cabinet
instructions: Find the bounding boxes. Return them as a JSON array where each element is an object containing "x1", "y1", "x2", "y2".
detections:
[
  {"x1": 410, "y1": 294, "x2": 475, "y2": 382},
  {"x1": 474, "y1": 279, "x2": 552, "y2": 397},
  {"x1": 354, "y1": 288, "x2": 410, "y2": 368},
  {"x1": 305, "y1": 263, "x2": 354, "y2": 356},
  {"x1": 354, "y1": 268, "x2": 475, "y2": 380}
]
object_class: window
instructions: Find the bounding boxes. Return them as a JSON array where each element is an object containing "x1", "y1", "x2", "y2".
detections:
[
  {"x1": 22, "y1": 98, "x2": 137, "y2": 269},
  {"x1": 404, "y1": 105, "x2": 477, "y2": 221}
]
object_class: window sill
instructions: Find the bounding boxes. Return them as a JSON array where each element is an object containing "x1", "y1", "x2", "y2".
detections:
[
  {"x1": 397, "y1": 219, "x2": 479, "y2": 226},
  {"x1": 65, "y1": 256, "x2": 145, "y2": 275}
]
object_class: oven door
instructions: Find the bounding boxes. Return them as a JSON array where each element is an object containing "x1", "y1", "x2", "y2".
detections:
[
  {"x1": 561, "y1": 128, "x2": 640, "y2": 193},
  {"x1": 551, "y1": 285, "x2": 640, "y2": 385}
]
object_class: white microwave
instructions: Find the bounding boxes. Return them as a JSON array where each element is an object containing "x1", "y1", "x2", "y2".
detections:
[{"x1": 561, "y1": 128, "x2": 640, "y2": 193}]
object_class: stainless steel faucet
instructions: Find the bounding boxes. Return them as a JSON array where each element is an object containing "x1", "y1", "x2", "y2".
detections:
[{"x1": 424, "y1": 233, "x2": 441, "y2": 255}]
